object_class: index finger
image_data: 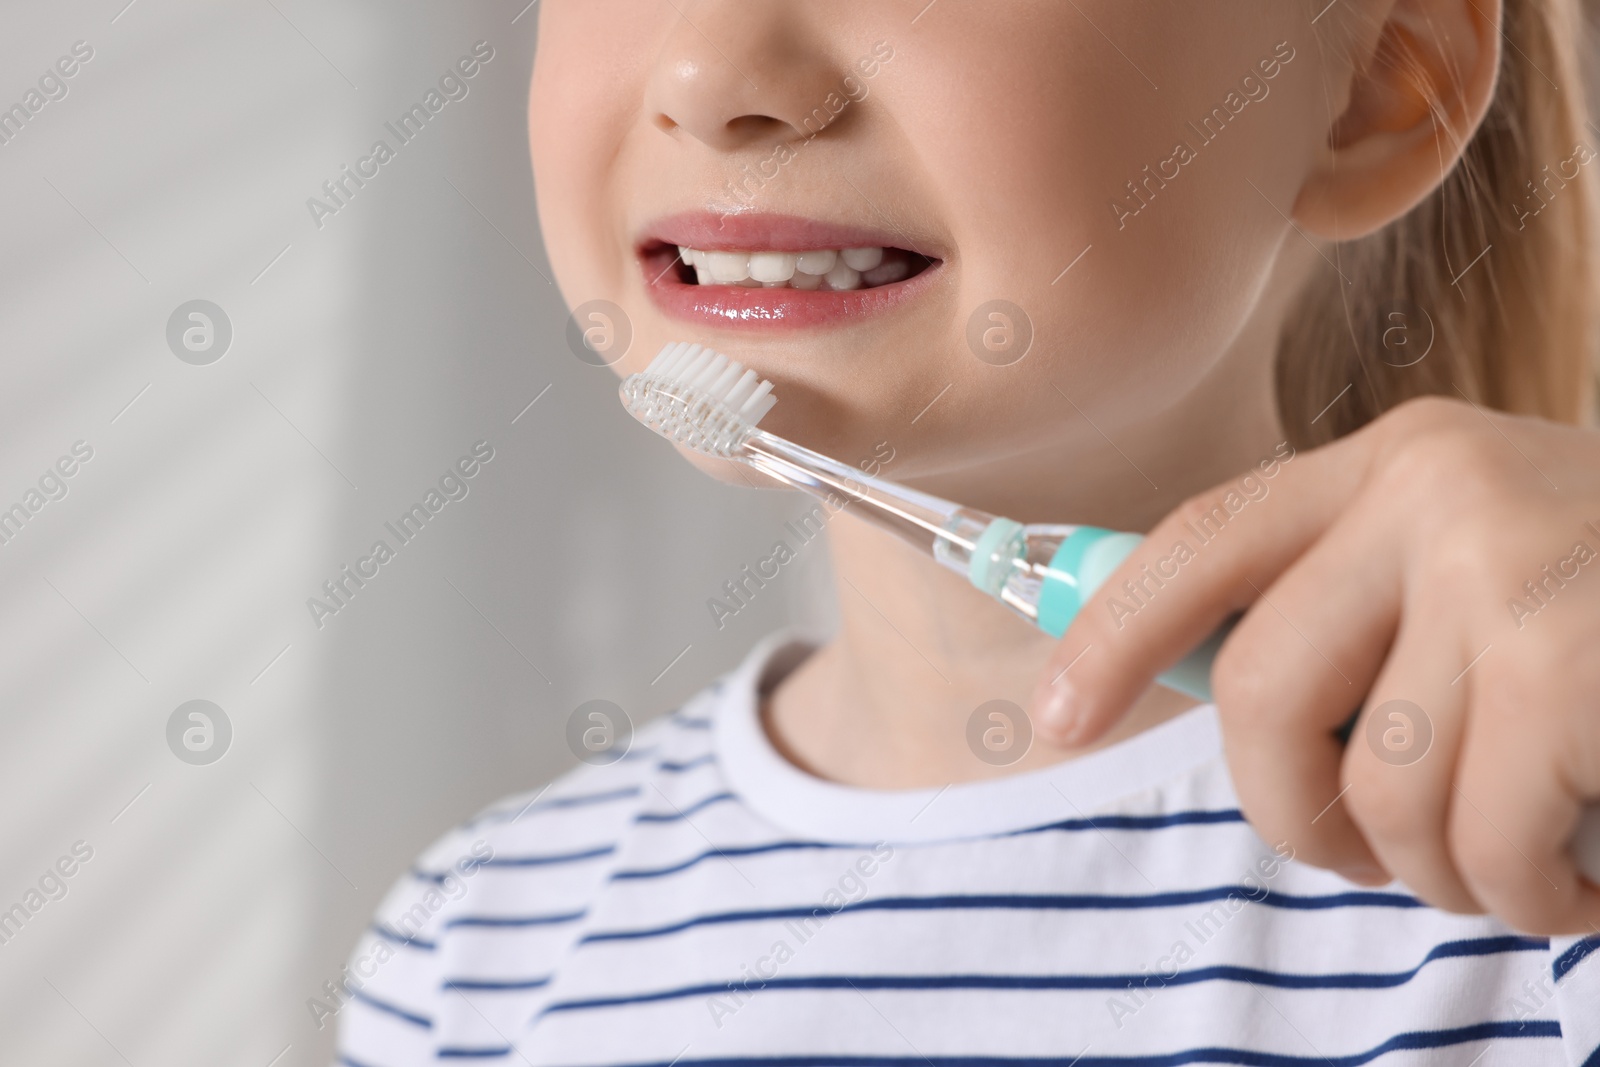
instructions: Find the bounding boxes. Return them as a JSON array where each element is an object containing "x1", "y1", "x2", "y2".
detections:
[{"x1": 1029, "y1": 423, "x2": 1380, "y2": 744}]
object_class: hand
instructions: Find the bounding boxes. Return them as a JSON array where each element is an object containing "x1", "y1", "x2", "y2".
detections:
[{"x1": 1029, "y1": 396, "x2": 1600, "y2": 935}]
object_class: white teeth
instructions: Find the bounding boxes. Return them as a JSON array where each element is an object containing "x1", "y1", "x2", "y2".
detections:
[
  {"x1": 824, "y1": 263, "x2": 861, "y2": 291},
  {"x1": 707, "y1": 251, "x2": 750, "y2": 283},
  {"x1": 674, "y1": 245, "x2": 915, "y2": 290},
  {"x1": 748, "y1": 252, "x2": 797, "y2": 283},
  {"x1": 795, "y1": 249, "x2": 838, "y2": 275},
  {"x1": 841, "y1": 247, "x2": 884, "y2": 272}
]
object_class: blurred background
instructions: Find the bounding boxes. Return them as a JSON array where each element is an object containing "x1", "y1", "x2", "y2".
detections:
[
  {"x1": 9, "y1": 2, "x2": 1600, "y2": 1064},
  {"x1": 0, "y1": 2, "x2": 833, "y2": 1062}
]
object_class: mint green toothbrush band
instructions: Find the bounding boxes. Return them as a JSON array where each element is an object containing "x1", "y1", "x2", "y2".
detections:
[
  {"x1": 968, "y1": 517, "x2": 1026, "y2": 596},
  {"x1": 1037, "y1": 527, "x2": 1142, "y2": 637},
  {"x1": 1038, "y1": 527, "x2": 1219, "y2": 702}
]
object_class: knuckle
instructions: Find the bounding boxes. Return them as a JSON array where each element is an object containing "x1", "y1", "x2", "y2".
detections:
[
  {"x1": 1228, "y1": 784, "x2": 1285, "y2": 840},
  {"x1": 1408, "y1": 878, "x2": 1486, "y2": 917},
  {"x1": 1448, "y1": 819, "x2": 1510, "y2": 891},
  {"x1": 1379, "y1": 424, "x2": 1497, "y2": 499},
  {"x1": 1466, "y1": 880, "x2": 1560, "y2": 932},
  {"x1": 1267, "y1": 826, "x2": 1344, "y2": 872},
  {"x1": 1382, "y1": 394, "x2": 1470, "y2": 435},
  {"x1": 1210, "y1": 632, "x2": 1277, "y2": 729},
  {"x1": 1448, "y1": 818, "x2": 1563, "y2": 933},
  {"x1": 1226, "y1": 782, "x2": 1347, "y2": 873},
  {"x1": 1343, "y1": 764, "x2": 1424, "y2": 844},
  {"x1": 1370, "y1": 425, "x2": 1519, "y2": 561}
]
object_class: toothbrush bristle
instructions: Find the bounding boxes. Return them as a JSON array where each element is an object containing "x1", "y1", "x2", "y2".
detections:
[{"x1": 619, "y1": 342, "x2": 778, "y2": 458}]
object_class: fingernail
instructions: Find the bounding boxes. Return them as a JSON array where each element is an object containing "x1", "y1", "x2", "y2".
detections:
[{"x1": 1036, "y1": 679, "x2": 1084, "y2": 742}]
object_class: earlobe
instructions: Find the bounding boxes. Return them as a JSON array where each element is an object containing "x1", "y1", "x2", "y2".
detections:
[{"x1": 1293, "y1": 0, "x2": 1502, "y2": 241}]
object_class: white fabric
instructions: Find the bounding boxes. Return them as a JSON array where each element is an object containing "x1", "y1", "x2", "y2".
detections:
[{"x1": 335, "y1": 630, "x2": 1600, "y2": 1066}]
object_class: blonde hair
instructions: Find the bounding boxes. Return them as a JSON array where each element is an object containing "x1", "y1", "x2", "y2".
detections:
[{"x1": 1277, "y1": 0, "x2": 1599, "y2": 447}]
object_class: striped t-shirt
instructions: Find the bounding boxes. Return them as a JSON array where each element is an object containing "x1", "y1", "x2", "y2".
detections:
[{"x1": 335, "y1": 631, "x2": 1600, "y2": 1066}]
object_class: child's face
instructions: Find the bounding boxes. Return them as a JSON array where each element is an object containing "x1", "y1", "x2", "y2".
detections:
[{"x1": 531, "y1": 2, "x2": 1327, "y2": 505}]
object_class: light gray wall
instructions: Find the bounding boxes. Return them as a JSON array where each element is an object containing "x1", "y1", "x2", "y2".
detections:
[{"x1": 0, "y1": 2, "x2": 831, "y2": 1063}]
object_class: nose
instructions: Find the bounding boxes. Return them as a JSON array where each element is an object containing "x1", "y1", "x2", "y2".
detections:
[{"x1": 645, "y1": 2, "x2": 845, "y2": 152}]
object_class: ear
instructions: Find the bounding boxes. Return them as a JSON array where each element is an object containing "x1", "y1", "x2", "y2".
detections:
[{"x1": 1294, "y1": 0, "x2": 1502, "y2": 241}]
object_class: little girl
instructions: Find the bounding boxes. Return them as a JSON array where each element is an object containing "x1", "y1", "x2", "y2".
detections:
[{"x1": 337, "y1": 0, "x2": 1600, "y2": 1062}]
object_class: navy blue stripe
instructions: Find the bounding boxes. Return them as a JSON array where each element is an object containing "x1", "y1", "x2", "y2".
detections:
[
  {"x1": 582, "y1": 887, "x2": 1424, "y2": 944},
  {"x1": 1554, "y1": 934, "x2": 1600, "y2": 982},
  {"x1": 370, "y1": 921, "x2": 435, "y2": 951},
  {"x1": 636, "y1": 792, "x2": 737, "y2": 823},
  {"x1": 439, "y1": 1047, "x2": 513, "y2": 1059},
  {"x1": 1013, "y1": 809, "x2": 1247, "y2": 834},
  {"x1": 473, "y1": 786, "x2": 642, "y2": 825},
  {"x1": 445, "y1": 909, "x2": 586, "y2": 929},
  {"x1": 350, "y1": 989, "x2": 431, "y2": 1029},
  {"x1": 479, "y1": 845, "x2": 616, "y2": 868},
  {"x1": 611, "y1": 811, "x2": 1261, "y2": 882},
  {"x1": 1582, "y1": 1038, "x2": 1600, "y2": 1067},
  {"x1": 531, "y1": 1022, "x2": 1560, "y2": 1067},
  {"x1": 337, "y1": 1056, "x2": 382, "y2": 1067},
  {"x1": 611, "y1": 841, "x2": 855, "y2": 880},
  {"x1": 659, "y1": 753, "x2": 716, "y2": 773},
  {"x1": 543, "y1": 935, "x2": 1543, "y2": 1016},
  {"x1": 444, "y1": 976, "x2": 553, "y2": 991},
  {"x1": 619, "y1": 745, "x2": 662, "y2": 762}
]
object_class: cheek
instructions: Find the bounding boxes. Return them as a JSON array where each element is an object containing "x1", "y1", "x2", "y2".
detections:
[
  {"x1": 530, "y1": 3, "x2": 662, "y2": 314},
  {"x1": 909, "y1": 18, "x2": 1314, "y2": 456}
]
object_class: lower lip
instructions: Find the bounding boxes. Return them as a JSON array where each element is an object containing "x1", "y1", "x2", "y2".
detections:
[{"x1": 639, "y1": 249, "x2": 943, "y2": 332}]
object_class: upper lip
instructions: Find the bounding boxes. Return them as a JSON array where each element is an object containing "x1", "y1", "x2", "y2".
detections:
[{"x1": 638, "y1": 211, "x2": 942, "y2": 259}]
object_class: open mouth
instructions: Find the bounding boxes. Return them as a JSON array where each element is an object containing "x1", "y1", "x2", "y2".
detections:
[
  {"x1": 642, "y1": 242, "x2": 936, "y2": 292},
  {"x1": 637, "y1": 213, "x2": 945, "y2": 330}
]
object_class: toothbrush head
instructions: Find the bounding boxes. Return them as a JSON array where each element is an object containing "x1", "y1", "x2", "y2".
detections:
[{"x1": 619, "y1": 342, "x2": 778, "y2": 458}]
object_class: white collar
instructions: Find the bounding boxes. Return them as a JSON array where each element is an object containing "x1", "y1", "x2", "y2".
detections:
[{"x1": 711, "y1": 629, "x2": 1226, "y2": 844}]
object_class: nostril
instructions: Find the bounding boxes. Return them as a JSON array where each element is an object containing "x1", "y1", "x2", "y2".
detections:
[{"x1": 724, "y1": 114, "x2": 789, "y2": 140}]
